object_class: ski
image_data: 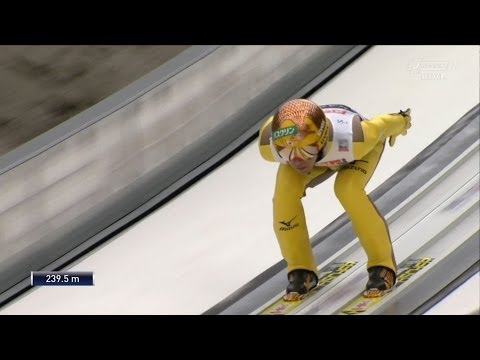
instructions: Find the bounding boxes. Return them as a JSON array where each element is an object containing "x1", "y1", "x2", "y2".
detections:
[
  {"x1": 259, "y1": 261, "x2": 357, "y2": 315},
  {"x1": 338, "y1": 257, "x2": 434, "y2": 315}
]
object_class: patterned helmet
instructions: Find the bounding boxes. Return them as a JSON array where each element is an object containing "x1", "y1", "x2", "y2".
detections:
[{"x1": 272, "y1": 99, "x2": 329, "y2": 159}]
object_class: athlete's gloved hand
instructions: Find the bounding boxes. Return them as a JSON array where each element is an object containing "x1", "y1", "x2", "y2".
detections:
[{"x1": 389, "y1": 108, "x2": 412, "y2": 147}]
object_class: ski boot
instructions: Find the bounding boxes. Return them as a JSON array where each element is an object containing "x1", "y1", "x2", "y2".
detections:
[
  {"x1": 363, "y1": 266, "x2": 396, "y2": 298},
  {"x1": 283, "y1": 269, "x2": 318, "y2": 301}
]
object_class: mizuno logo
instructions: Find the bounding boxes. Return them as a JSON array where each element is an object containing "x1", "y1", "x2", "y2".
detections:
[
  {"x1": 279, "y1": 216, "x2": 297, "y2": 227},
  {"x1": 279, "y1": 216, "x2": 299, "y2": 231}
]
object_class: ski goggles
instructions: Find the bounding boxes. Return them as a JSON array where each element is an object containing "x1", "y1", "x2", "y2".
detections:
[
  {"x1": 273, "y1": 118, "x2": 329, "y2": 152},
  {"x1": 278, "y1": 144, "x2": 320, "y2": 162}
]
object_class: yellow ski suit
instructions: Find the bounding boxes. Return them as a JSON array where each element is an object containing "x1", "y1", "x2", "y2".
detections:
[{"x1": 259, "y1": 104, "x2": 411, "y2": 278}]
